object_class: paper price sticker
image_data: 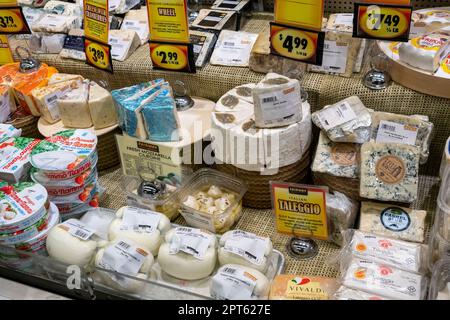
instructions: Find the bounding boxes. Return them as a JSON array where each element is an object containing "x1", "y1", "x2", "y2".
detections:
[
  {"x1": 270, "y1": 22, "x2": 324, "y2": 66},
  {"x1": 0, "y1": 35, "x2": 13, "y2": 64},
  {"x1": 0, "y1": 7, "x2": 30, "y2": 34},
  {"x1": 149, "y1": 41, "x2": 196, "y2": 73},
  {"x1": 353, "y1": 3, "x2": 412, "y2": 42},
  {"x1": 271, "y1": 182, "x2": 328, "y2": 240},
  {"x1": 85, "y1": 38, "x2": 113, "y2": 73}
]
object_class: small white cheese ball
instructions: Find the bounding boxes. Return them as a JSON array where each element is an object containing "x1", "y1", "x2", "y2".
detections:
[
  {"x1": 215, "y1": 197, "x2": 231, "y2": 212},
  {"x1": 195, "y1": 192, "x2": 208, "y2": 201},
  {"x1": 46, "y1": 224, "x2": 98, "y2": 267},
  {"x1": 207, "y1": 206, "x2": 218, "y2": 215},
  {"x1": 183, "y1": 195, "x2": 199, "y2": 210},
  {"x1": 207, "y1": 185, "x2": 223, "y2": 198},
  {"x1": 198, "y1": 196, "x2": 214, "y2": 208},
  {"x1": 164, "y1": 228, "x2": 218, "y2": 248},
  {"x1": 115, "y1": 206, "x2": 171, "y2": 233}
]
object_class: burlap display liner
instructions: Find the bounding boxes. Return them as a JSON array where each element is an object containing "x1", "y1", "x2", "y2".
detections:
[
  {"x1": 99, "y1": 168, "x2": 439, "y2": 277},
  {"x1": 313, "y1": 172, "x2": 361, "y2": 201},
  {"x1": 96, "y1": 128, "x2": 121, "y2": 171},
  {"x1": 215, "y1": 151, "x2": 310, "y2": 208},
  {"x1": 7, "y1": 115, "x2": 42, "y2": 139}
]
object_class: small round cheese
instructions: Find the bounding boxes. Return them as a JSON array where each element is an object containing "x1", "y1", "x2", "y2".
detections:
[{"x1": 46, "y1": 224, "x2": 98, "y2": 267}]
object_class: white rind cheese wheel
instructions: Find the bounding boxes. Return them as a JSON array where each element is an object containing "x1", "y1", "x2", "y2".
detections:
[{"x1": 218, "y1": 248, "x2": 268, "y2": 273}]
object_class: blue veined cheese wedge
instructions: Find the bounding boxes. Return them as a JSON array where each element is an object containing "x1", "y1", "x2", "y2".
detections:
[
  {"x1": 141, "y1": 88, "x2": 181, "y2": 142},
  {"x1": 360, "y1": 142, "x2": 420, "y2": 203},
  {"x1": 111, "y1": 79, "x2": 165, "y2": 139}
]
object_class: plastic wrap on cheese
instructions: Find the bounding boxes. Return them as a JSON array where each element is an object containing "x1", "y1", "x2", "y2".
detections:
[
  {"x1": 121, "y1": 8, "x2": 149, "y2": 45},
  {"x1": 370, "y1": 111, "x2": 434, "y2": 164},
  {"x1": 210, "y1": 30, "x2": 258, "y2": 67},
  {"x1": 269, "y1": 275, "x2": 338, "y2": 300},
  {"x1": 312, "y1": 96, "x2": 372, "y2": 143},
  {"x1": 88, "y1": 81, "x2": 118, "y2": 129},
  {"x1": 0, "y1": 85, "x2": 15, "y2": 123},
  {"x1": 43, "y1": 0, "x2": 82, "y2": 16},
  {"x1": 32, "y1": 14, "x2": 81, "y2": 33},
  {"x1": 57, "y1": 80, "x2": 92, "y2": 128},
  {"x1": 333, "y1": 286, "x2": 388, "y2": 300},
  {"x1": 28, "y1": 33, "x2": 66, "y2": 54},
  {"x1": 109, "y1": 29, "x2": 141, "y2": 62},
  {"x1": 327, "y1": 192, "x2": 359, "y2": 246}
]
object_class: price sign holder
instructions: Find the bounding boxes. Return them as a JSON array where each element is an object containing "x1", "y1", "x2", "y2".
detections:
[
  {"x1": 353, "y1": 2, "x2": 412, "y2": 42},
  {"x1": 149, "y1": 41, "x2": 196, "y2": 73},
  {"x1": 0, "y1": 6, "x2": 30, "y2": 34},
  {"x1": 274, "y1": 0, "x2": 324, "y2": 31},
  {"x1": 84, "y1": 37, "x2": 113, "y2": 73},
  {"x1": 146, "y1": 0, "x2": 189, "y2": 43},
  {"x1": 0, "y1": 34, "x2": 13, "y2": 64},
  {"x1": 269, "y1": 22, "x2": 325, "y2": 66}
]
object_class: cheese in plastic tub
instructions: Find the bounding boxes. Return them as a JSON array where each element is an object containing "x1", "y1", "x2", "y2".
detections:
[
  {"x1": 428, "y1": 258, "x2": 450, "y2": 300},
  {"x1": 30, "y1": 129, "x2": 98, "y2": 178},
  {"x1": 0, "y1": 182, "x2": 48, "y2": 234},
  {"x1": 177, "y1": 168, "x2": 248, "y2": 233}
]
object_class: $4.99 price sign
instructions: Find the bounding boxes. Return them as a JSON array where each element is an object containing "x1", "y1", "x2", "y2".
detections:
[
  {"x1": 353, "y1": 3, "x2": 412, "y2": 42},
  {"x1": 270, "y1": 22, "x2": 325, "y2": 66},
  {"x1": 149, "y1": 41, "x2": 196, "y2": 73},
  {"x1": 84, "y1": 38, "x2": 113, "y2": 73},
  {"x1": 0, "y1": 7, "x2": 30, "y2": 34}
]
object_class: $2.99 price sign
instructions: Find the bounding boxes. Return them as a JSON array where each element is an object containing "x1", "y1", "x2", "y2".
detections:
[
  {"x1": 353, "y1": 3, "x2": 412, "y2": 42},
  {"x1": 0, "y1": 7, "x2": 30, "y2": 34},
  {"x1": 84, "y1": 38, "x2": 113, "y2": 73},
  {"x1": 270, "y1": 22, "x2": 325, "y2": 66},
  {"x1": 149, "y1": 41, "x2": 196, "y2": 73}
]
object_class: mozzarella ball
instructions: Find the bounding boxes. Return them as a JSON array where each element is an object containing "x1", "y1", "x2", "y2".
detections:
[
  {"x1": 218, "y1": 248, "x2": 269, "y2": 273},
  {"x1": 207, "y1": 185, "x2": 223, "y2": 198}
]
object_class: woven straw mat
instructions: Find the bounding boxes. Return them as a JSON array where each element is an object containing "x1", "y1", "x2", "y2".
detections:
[{"x1": 99, "y1": 168, "x2": 440, "y2": 277}]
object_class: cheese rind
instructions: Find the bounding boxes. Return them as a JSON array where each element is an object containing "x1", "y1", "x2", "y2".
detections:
[
  {"x1": 88, "y1": 82, "x2": 118, "y2": 129},
  {"x1": 359, "y1": 142, "x2": 420, "y2": 203},
  {"x1": 57, "y1": 81, "x2": 92, "y2": 128}
]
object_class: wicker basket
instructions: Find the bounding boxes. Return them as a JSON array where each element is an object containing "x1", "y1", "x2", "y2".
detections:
[
  {"x1": 7, "y1": 115, "x2": 42, "y2": 139},
  {"x1": 312, "y1": 171, "x2": 361, "y2": 201},
  {"x1": 215, "y1": 151, "x2": 311, "y2": 209},
  {"x1": 96, "y1": 127, "x2": 121, "y2": 172}
]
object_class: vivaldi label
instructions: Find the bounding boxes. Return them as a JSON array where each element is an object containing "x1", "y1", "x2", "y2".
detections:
[
  {"x1": 331, "y1": 144, "x2": 357, "y2": 166},
  {"x1": 380, "y1": 207, "x2": 411, "y2": 232},
  {"x1": 375, "y1": 155, "x2": 406, "y2": 184},
  {"x1": 286, "y1": 277, "x2": 329, "y2": 300}
]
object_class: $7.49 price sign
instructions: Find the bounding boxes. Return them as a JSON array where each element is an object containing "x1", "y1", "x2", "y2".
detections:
[
  {"x1": 270, "y1": 22, "x2": 325, "y2": 66},
  {"x1": 149, "y1": 41, "x2": 196, "y2": 73},
  {"x1": 353, "y1": 3, "x2": 412, "y2": 42},
  {"x1": 84, "y1": 37, "x2": 113, "y2": 73},
  {"x1": 0, "y1": 7, "x2": 30, "y2": 34}
]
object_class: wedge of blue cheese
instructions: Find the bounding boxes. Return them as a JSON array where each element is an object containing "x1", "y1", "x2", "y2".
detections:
[
  {"x1": 312, "y1": 96, "x2": 371, "y2": 143},
  {"x1": 312, "y1": 131, "x2": 360, "y2": 178},
  {"x1": 359, "y1": 201, "x2": 426, "y2": 243},
  {"x1": 360, "y1": 142, "x2": 420, "y2": 203},
  {"x1": 371, "y1": 111, "x2": 434, "y2": 164}
]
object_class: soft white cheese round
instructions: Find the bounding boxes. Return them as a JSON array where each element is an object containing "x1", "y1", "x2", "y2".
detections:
[
  {"x1": 46, "y1": 224, "x2": 98, "y2": 267},
  {"x1": 164, "y1": 228, "x2": 218, "y2": 248},
  {"x1": 219, "y1": 231, "x2": 273, "y2": 255},
  {"x1": 116, "y1": 206, "x2": 171, "y2": 233},
  {"x1": 218, "y1": 248, "x2": 269, "y2": 273}
]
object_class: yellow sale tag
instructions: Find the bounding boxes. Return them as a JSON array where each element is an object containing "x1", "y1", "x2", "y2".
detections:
[
  {"x1": 146, "y1": 0, "x2": 189, "y2": 43},
  {"x1": 274, "y1": 0, "x2": 324, "y2": 30},
  {"x1": 84, "y1": 0, "x2": 109, "y2": 44},
  {"x1": 0, "y1": 35, "x2": 13, "y2": 64},
  {"x1": 270, "y1": 22, "x2": 325, "y2": 66},
  {"x1": 271, "y1": 182, "x2": 328, "y2": 240},
  {"x1": 85, "y1": 38, "x2": 113, "y2": 73},
  {"x1": 149, "y1": 41, "x2": 195, "y2": 73},
  {"x1": 0, "y1": 0, "x2": 18, "y2": 6},
  {"x1": 354, "y1": 3, "x2": 412, "y2": 41},
  {"x1": 0, "y1": 7, "x2": 30, "y2": 34}
]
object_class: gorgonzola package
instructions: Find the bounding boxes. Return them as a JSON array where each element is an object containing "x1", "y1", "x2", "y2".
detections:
[{"x1": 327, "y1": 192, "x2": 359, "y2": 246}]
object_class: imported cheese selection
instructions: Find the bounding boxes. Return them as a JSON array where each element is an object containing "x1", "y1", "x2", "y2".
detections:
[
  {"x1": 210, "y1": 30, "x2": 258, "y2": 67},
  {"x1": 57, "y1": 80, "x2": 91, "y2": 128},
  {"x1": 88, "y1": 82, "x2": 118, "y2": 129},
  {"x1": 359, "y1": 142, "x2": 420, "y2": 203},
  {"x1": 411, "y1": 8, "x2": 450, "y2": 37},
  {"x1": 121, "y1": 8, "x2": 149, "y2": 45},
  {"x1": 359, "y1": 202, "x2": 426, "y2": 243},
  {"x1": 312, "y1": 96, "x2": 372, "y2": 143},
  {"x1": 327, "y1": 191, "x2": 359, "y2": 246},
  {"x1": 32, "y1": 14, "x2": 81, "y2": 33},
  {"x1": 0, "y1": 85, "x2": 15, "y2": 123},
  {"x1": 109, "y1": 29, "x2": 141, "y2": 62}
]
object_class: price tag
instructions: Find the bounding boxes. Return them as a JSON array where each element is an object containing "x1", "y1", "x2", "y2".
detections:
[
  {"x1": 149, "y1": 41, "x2": 196, "y2": 73},
  {"x1": 0, "y1": 35, "x2": 13, "y2": 64},
  {"x1": 270, "y1": 182, "x2": 328, "y2": 240},
  {"x1": 84, "y1": 37, "x2": 113, "y2": 73},
  {"x1": 84, "y1": 0, "x2": 109, "y2": 44},
  {"x1": 146, "y1": 0, "x2": 189, "y2": 43},
  {"x1": 0, "y1": 7, "x2": 30, "y2": 34},
  {"x1": 274, "y1": 0, "x2": 324, "y2": 30},
  {"x1": 353, "y1": 3, "x2": 412, "y2": 42},
  {"x1": 270, "y1": 22, "x2": 325, "y2": 66}
]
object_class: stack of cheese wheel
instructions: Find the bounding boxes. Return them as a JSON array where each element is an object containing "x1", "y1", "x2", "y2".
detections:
[
  {"x1": 211, "y1": 74, "x2": 312, "y2": 208},
  {"x1": 0, "y1": 182, "x2": 60, "y2": 269},
  {"x1": 29, "y1": 129, "x2": 100, "y2": 220}
]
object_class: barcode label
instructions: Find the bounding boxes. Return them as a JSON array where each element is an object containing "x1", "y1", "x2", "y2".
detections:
[
  {"x1": 317, "y1": 101, "x2": 357, "y2": 131},
  {"x1": 177, "y1": 227, "x2": 193, "y2": 233},
  {"x1": 169, "y1": 227, "x2": 213, "y2": 259},
  {"x1": 224, "y1": 42, "x2": 235, "y2": 46},
  {"x1": 61, "y1": 219, "x2": 95, "y2": 241},
  {"x1": 223, "y1": 267, "x2": 237, "y2": 275},
  {"x1": 74, "y1": 229, "x2": 89, "y2": 239},
  {"x1": 262, "y1": 96, "x2": 277, "y2": 104},
  {"x1": 223, "y1": 230, "x2": 267, "y2": 265},
  {"x1": 117, "y1": 241, "x2": 131, "y2": 250},
  {"x1": 46, "y1": 94, "x2": 58, "y2": 104},
  {"x1": 212, "y1": 266, "x2": 257, "y2": 300},
  {"x1": 381, "y1": 123, "x2": 396, "y2": 132},
  {"x1": 376, "y1": 120, "x2": 418, "y2": 146}
]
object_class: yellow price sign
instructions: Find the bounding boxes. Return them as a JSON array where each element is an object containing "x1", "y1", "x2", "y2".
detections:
[
  {"x1": 0, "y1": 35, "x2": 13, "y2": 64},
  {"x1": 270, "y1": 22, "x2": 325, "y2": 66},
  {"x1": 84, "y1": 0, "x2": 109, "y2": 44},
  {"x1": 0, "y1": 7, "x2": 30, "y2": 34},
  {"x1": 270, "y1": 182, "x2": 329, "y2": 240},
  {"x1": 149, "y1": 41, "x2": 195, "y2": 73},
  {"x1": 84, "y1": 38, "x2": 113, "y2": 73},
  {"x1": 274, "y1": 0, "x2": 324, "y2": 31},
  {"x1": 146, "y1": 0, "x2": 189, "y2": 43},
  {"x1": 354, "y1": 3, "x2": 412, "y2": 41}
]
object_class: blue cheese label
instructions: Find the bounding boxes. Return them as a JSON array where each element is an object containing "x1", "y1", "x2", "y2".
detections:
[{"x1": 380, "y1": 207, "x2": 411, "y2": 232}]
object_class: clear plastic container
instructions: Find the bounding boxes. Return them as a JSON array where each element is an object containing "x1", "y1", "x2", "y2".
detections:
[
  {"x1": 177, "y1": 168, "x2": 248, "y2": 234},
  {"x1": 123, "y1": 175, "x2": 181, "y2": 221},
  {"x1": 428, "y1": 258, "x2": 450, "y2": 300},
  {"x1": 440, "y1": 136, "x2": 450, "y2": 179}
]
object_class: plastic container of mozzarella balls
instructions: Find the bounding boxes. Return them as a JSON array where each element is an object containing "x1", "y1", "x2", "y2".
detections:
[{"x1": 177, "y1": 168, "x2": 248, "y2": 234}]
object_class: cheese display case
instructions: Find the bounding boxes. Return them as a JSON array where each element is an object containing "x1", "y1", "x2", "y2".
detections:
[{"x1": 0, "y1": 0, "x2": 450, "y2": 301}]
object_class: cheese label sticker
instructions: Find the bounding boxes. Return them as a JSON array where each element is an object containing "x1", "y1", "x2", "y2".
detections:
[
  {"x1": 223, "y1": 230, "x2": 268, "y2": 265},
  {"x1": 257, "y1": 84, "x2": 301, "y2": 124},
  {"x1": 0, "y1": 35, "x2": 13, "y2": 64},
  {"x1": 274, "y1": 0, "x2": 324, "y2": 30},
  {"x1": 316, "y1": 101, "x2": 357, "y2": 131},
  {"x1": 59, "y1": 219, "x2": 95, "y2": 241},
  {"x1": 271, "y1": 182, "x2": 328, "y2": 240},
  {"x1": 84, "y1": 38, "x2": 114, "y2": 73},
  {"x1": 380, "y1": 207, "x2": 411, "y2": 232},
  {"x1": 146, "y1": 0, "x2": 189, "y2": 43},
  {"x1": 149, "y1": 41, "x2": 196, "y2": 73},
  {"x1": 353, "y1": 3, "x2": 412, "y2": 42},
  {"x1": 84, "y1": 0, "x2": 109, "y2": 44},
  {"x1": 331, "y1": 144, "x2": 358, "y2": 166},
  {"x1": 411, "y1": 33, "x2": 450, "y2": 51},
  {"x1": 211, "y1": 266, "x2": 257, "y2": 300},
  {"x1": 286, "y1": 277, "x2": 329, "y2": 300},
  {"x1": 270, "y1": 22, "x2": 325, "y2": 66},
  {"x1": 120, "y1": 207, "x2": 161, "y2": 234},
  {"x1": 375, "y1": 155, "x2": 406, "y2": 185},
  {"x1": 441, "y1": 54, "x2": 450, "y2": 75},
  {"x1": 0, "y1": 7, "x2": 31, "y2": 34},
  {"x1": 376, "y1": 120, "x2": 418, "y2": 146},
  {"x1": 169, "y1": 227, "x2": 212, "y2": 260},
  {"x1": 309, "y1": 40, "x2": 349, "y2": 74}
]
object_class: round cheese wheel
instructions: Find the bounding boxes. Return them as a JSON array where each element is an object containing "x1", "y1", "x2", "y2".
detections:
[
  {"x1": 46, "y1": 224, "x2": 98, "y2": 267},
  {"x1": 116, "y1": 206, "x2": 171, "y2": 233},
  {"x1": 95, "y1": 246, "x2": 154, "y2": 275},
  {"x1": 157, "y1": 243, "x2": 217, "y2": 280},
  {"x1": 164, "y1": 228, "x2": 218, "y2": 248},
  {"x1": 219, "y1": 230, "x2": 273, "y2": 255}
]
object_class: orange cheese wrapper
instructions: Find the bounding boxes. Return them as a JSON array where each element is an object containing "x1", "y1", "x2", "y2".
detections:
[{"x1": 269, "y1": 275, "x2": 339, "y2": 300}]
